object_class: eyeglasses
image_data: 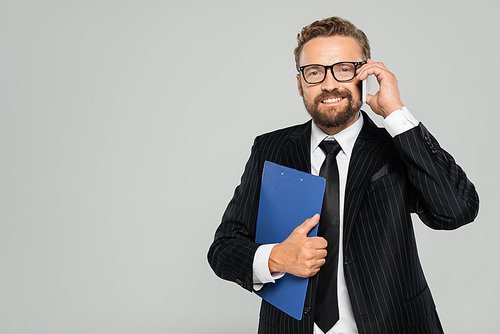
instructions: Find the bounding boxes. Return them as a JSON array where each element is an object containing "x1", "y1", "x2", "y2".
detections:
[{"x1": 298, "y1": 61, "x2": 366, "y2": 84}]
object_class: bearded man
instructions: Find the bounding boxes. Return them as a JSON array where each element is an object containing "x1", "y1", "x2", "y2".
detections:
[{"x1": 208, "y1": 16, "x2": 479, "y2": 334}]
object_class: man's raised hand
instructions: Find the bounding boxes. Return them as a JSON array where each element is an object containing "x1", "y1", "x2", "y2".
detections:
[{"x1": 357, "y1": 59, "x2": 404, "y2": 118}]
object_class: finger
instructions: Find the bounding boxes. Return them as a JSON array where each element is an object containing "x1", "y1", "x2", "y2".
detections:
[
  {"x1": 315, "y1": 248, "x2": 327, "y2": 260},
  {"x1": 357, "y1": 66, "x2": 382, "y2": 81},
  {"x1": 365, "y1": 93, "x2": 374, "y2": 105},
  {"x1": 356, "y1": 59, "x2": 374, "y2": 79},
  {"x1": 357, "y1": 61, "x2": 390, "y2": 81},
  {"x1": 294, "y1": 213, "x2": 320, "y2": 236},
  {"x1": 311, "y1": 258, "x2": 326, "y2": 273},
  {"x1": 310, "y1": 236, "x2": 328, "y2": 249},
  {"x1": 375, "y1": 61, "x2": 389, "y2": 70},
  {"x1": 365, "y1": 59, "x2": 388, "y2": 70}
]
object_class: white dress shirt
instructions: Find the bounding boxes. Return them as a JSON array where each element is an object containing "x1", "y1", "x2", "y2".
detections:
[{"x1": 252, "y1": 108, "x2": 419, "y2": 334}]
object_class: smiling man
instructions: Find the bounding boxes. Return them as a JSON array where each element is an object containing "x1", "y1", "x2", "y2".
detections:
[
  {"x1": 297, "y1": 36, "x2": 367, "y2": 133},
  {"x1": 208, "y1": 17, "x2": 479, "y2": 334}
]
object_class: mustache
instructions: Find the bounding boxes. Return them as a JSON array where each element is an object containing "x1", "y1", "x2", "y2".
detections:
[{"x1": 314, "y1": 89, "x2": 353, "y2": 105}]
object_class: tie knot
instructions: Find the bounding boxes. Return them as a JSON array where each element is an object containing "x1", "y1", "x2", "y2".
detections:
[{"x1": 319, "y1": 139, "x2": 341, "y2": 156}]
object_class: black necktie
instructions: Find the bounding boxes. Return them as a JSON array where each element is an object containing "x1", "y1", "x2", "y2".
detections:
[{"x1": 315, "y1": 139, "x2": 342, "y2": 333}]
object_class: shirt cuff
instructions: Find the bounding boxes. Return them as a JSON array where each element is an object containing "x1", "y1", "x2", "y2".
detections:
[
  {"x1": 252, "y1": 244, "x2": 285, "y2": 291},
  {"x1": 383, "y1": 106, "x2": 419, "y2": 137}
]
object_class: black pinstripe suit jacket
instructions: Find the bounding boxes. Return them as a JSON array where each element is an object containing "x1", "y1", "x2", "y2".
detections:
[{"x1": 208, "y1": 112, "x2": 479, "y2": 334}]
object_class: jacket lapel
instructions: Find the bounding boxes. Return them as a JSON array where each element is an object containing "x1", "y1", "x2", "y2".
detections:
[
  {"x1": 279, "y1": 120, "x2": 312, "y2": 173},
  {"x1": 343, "y1": 112, "x2": 389, "y2": 248}
]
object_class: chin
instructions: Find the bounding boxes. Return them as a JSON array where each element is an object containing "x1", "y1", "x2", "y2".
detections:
[{"x1": 310, "y1": 104, "x2": 360, "y2": 130}]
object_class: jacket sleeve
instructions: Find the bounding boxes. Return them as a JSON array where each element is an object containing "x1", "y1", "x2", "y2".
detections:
[
  {"x1": 207, "y1": 136, "x2": 264, "y2": 292},
  {"x1": 393, "y1": 123, "x2": 479, "y2": 230}
]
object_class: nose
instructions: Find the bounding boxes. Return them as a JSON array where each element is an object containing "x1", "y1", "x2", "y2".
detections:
[{"x1": 321, "y1": 69, "x2": 340, "y2": 91}]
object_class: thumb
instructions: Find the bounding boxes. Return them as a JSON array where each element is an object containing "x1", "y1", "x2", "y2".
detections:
[
  {"x1": 366, "y1": 93, "x2": 375, "y2": 106},
  {"x1": 295, "y1": 214, "x2": 320, "y2": 236}
]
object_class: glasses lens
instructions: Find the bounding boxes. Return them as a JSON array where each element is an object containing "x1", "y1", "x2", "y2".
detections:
[
  {"x1": 333, "y1": 63, "x2": 356, "y2": 81},
  {"x1": 303, "y1": 65, "x2": 326, "y2": 84}
]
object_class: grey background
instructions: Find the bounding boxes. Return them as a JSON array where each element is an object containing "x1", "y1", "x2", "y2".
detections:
[{"x1": 1, "y1": 0, "x2": 498, "y2": 333}]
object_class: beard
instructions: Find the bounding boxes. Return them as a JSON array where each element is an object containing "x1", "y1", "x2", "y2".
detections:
[{"x1": 303, "y1": 89, "x2": 362, "y2": 129}]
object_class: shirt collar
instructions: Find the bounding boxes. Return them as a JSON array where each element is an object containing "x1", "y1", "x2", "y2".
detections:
[{"x1": 311, "y1": 112, "x2": 364, "y2": 158}]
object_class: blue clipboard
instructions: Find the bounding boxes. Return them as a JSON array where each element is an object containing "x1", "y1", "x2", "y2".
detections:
[{"x1": 254, "y1": 161, "x2": 325, "y2": 320}]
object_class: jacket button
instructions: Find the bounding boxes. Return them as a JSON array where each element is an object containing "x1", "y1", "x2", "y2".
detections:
[{"x1": 303, "y1": 306, "x2": 312, "y2": 315}]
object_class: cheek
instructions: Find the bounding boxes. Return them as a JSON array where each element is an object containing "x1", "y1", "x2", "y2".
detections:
[
  {"x1": 345, "y1": 82, "x2": 362, "y2": 98},
  {"x1": 356, "y1": 81, "x2": 362, "y2": 96},
  {"x1": 302, "y1": 86, "x2": 319, "y2": 101}
]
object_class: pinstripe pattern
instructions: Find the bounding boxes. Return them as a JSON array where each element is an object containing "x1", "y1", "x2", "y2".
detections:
[{"x1": 208, "y1": 112, "x2": 479, "y2": 334}]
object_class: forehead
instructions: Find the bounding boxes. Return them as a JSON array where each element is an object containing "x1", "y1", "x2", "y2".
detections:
[{"x1": 299, "y1": 36, "x2": 363, "y2": 66}]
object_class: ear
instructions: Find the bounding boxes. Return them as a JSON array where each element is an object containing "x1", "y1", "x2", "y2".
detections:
[{"x1": 296, "y1": 74, "x2": 303, "y2": 97}]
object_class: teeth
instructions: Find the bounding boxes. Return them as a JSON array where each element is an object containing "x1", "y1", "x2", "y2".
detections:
[{"x1": 322, "y1": 97, "x2": 343, "y2": 103}]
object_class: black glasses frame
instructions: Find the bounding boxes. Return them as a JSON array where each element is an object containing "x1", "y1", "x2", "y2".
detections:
[{"x1": 298, "y1": 61, "x2": 366, "y2": 84}]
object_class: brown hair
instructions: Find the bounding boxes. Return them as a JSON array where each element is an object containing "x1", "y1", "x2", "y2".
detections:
[{"x1": 294, "y1": 16, "x2": 371, "y2": 69}]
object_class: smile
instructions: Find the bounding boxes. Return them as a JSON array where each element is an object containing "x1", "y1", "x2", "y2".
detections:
[{"x1": 322, "y1": 97, "x2": 344, "y2": 103}]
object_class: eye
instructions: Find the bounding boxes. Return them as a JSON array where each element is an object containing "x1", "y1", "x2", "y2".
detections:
[
  {"x1": 336, "y1": 65, "x2": 354, "y2": 73},
  {"x1": 304, "y1": 66, "x2": 325, "y2": 81},
  {"x1": 306, "y1": 71, "x2": 321, "y2": 81},
  {"x1": 333, "y1": 63, "x2": 356, "y2": 80}
]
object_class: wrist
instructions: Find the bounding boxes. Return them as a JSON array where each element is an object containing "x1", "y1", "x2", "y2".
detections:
[
  {"x1": 383, "y1": 107, "x2": 419, "y2": 137},
  {"x1": 382, "y1": 102, "x2": 404, "y2": 118},
  {"x1": 268, "y1": 243, "x2": 285, "y2": 274}
]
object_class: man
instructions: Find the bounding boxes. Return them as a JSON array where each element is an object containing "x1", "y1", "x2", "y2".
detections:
[{"x1": 208, "y1": 16, "x2": 479, "y2": 334}]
